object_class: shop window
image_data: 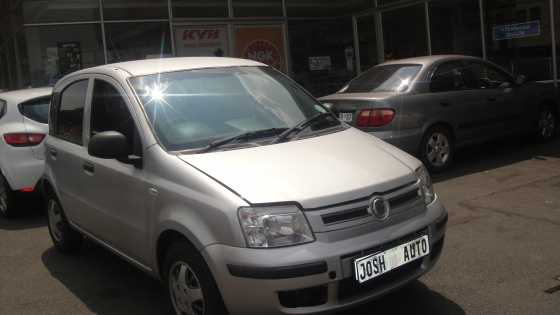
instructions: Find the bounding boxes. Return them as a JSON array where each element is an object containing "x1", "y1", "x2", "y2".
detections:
[
  {"x1": 288, "y1": 18, "x2": 356, "y2": 97},
  {"x1": 382, "y1": 4, "x2": 428, "y2": 60},
  {"x1": 430, "y1": 0, "x2": 482, "y2": 57},
  {"x1": 232, "y1": 0, "x2": 283, "y2": 17},
  {"x1": 356, "y1": 14, "x2": 378, "y2": 72},
  {"x1": 105, "y1": 22, "x2": 172, "y2": 62},
  {"x1": 172, "y1": 0, "x2": 228, "y2": 18},
  {"x1": 22, "y1": 24, "x2": 104, "y2": 87},
  {"x1": 17, "y1": 0, "x2": 100, "y2": 24},
  {"x1": 286, "y1": 0, "x2": 373, "y2": 17},
  {"x1": 102, "y1": 0, "x2": 168, "y2": 20},
  {"x1": 485, "y1": 0, "x2": 552, "y2": 81}
]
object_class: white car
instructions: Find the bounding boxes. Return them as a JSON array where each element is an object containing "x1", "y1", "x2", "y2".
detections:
[{"x1": 0, "y1": 88, "x2": 52, "y2": 218}]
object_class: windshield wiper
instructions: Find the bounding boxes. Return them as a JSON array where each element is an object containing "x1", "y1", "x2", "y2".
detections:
[
  {"x1": 200, "y1": 128, "x2": 287, "y2": 153},
  {"x1": 273, "y1": 112, "x2": 337, "y2": 144}
]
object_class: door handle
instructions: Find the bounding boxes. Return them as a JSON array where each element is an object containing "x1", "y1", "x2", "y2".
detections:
[{"x1": 83, "y1": 162, "x2": 95, "y2": 174}]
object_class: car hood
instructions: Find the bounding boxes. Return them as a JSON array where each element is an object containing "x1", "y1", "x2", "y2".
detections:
[
  {"x1": 319, "y1": 91, "x2": 398, "y2": 102},
  {"x1": 178, "y1": 128, "x2": 420, "y2": 209}
]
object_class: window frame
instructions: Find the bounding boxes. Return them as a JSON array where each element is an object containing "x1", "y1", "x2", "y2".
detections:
[{"x1": 53, "y1": 78, "x2": 91, "y2": 146}]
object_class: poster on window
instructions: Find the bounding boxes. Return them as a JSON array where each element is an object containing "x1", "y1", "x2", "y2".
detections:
[
  {"x1": 234, "y1": 25, "x2": 286, "y2": 72},
  {"x1": 57, "y1": 42, "x2": 82, "y2": 76},
  {"x1": 175, "y1": 25, "x2": 229, "y2": 57}
]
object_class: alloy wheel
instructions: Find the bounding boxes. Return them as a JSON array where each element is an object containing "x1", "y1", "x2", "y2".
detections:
[
  {"x1": 0, "y1": 180, "x2": 8, "y2": 215},
  {"x1": 538, "y1": 109, "x2": 556, "y2": 139},
  {"x1": 169, "y1": 261, "x2": 205, "y2": 315},
  {"x1": 47, "y1": 199, "x2": 64, "y2": 242},
  {"x1": 426, "y1": 132, "x2": 451, "y2": 168}
]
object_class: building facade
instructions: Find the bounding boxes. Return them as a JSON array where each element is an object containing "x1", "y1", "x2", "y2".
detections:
[{"x1": 1, "y1": 0, "x2": 559, "y2": 97}]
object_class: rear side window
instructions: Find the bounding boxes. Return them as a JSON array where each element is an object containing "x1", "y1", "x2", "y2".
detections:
[
  {"x1": 56, "y1": 80, "x2": 88, "y2": 145},
  {"x1": 19, "y1": 97, "x2": 50, "y2": 124},
  {"x1": 430, "y1": 61, "x2": 468, "y2": 93},
  {"x1": 0, "y1": 99, "x2": 6, "y2": 120}
]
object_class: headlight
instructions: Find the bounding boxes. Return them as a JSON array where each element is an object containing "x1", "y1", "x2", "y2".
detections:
[
  {"x1": 416, "y1": 166, "x2": 435, "y2": 205},
  {"x1": 238, "y1": 205, "x2": 315, "y2": 248}
]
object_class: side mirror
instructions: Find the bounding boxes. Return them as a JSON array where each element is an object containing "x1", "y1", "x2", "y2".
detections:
[
  {"x1": 88, "y1": 131, "x2": 129, "y2": 160},
  {"x1": 515, "y1": 75, "x2": 526, "y2": 86}
]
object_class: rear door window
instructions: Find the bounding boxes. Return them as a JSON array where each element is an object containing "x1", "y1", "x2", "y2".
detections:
[
  {"x1": 19, "y1": 97, "x2": 50, "y2": 124},
  {"x1": 430, "y1": 61, "x2": 469, "y2": 92},
  {"x1": 0, "y1": 99, "x2": 6, "y2": 119},
  {"x1": 56, "y1": 80, "x2": 89, "y2": 145}
]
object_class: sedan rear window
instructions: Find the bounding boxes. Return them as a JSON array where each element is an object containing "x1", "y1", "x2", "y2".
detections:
[
  {"x1": 19, "y1": 97, "x2": 50, "y2": 124},
  {"x1": 344, "y1": 64, "x2": 422, "y2": 93}
]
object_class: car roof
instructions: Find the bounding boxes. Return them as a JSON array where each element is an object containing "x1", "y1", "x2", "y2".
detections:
[
  {"x1": 0, "y1": 87, "x2": 52, "y2": 103},
  {"x1": 380, "y1": 55, "x2": 482, "y2": 67},
  {"x1": 70, "y1": 57, "x2": 267, "y2": 78}
]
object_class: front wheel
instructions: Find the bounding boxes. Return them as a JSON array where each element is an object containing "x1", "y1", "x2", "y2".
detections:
[
  {"x1": 535, "y1": 106, "x2": 557, "y2": 142},
  {"x1": 46, "y1": 194, "x2": 83, "y2": 253},
  {"x1": 419, "y1": 127, "x2": 455, "y2": 173},
  {"x1": 163, "y1": 241, "x2": 227, "y2": 315}
]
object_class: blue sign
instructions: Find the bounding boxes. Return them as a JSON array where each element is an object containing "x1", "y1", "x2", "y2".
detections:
[{"x1": 493, "y1": 20, "x2": 541, "y2": 41}]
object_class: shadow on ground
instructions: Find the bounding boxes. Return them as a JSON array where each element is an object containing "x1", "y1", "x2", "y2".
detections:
[
  {"x1": 42, "y1": 243, "x2": 170, "y2": 315},
  {"x1": 346, "y1": 280, "x2": 465, "y2": 315},
  {"x1": 433, "y1": 137, "x2": 560, "y2": 183},
  {"x1": 43, "y1": 241, "x2": 462, "y2": 315},
  {"x1": 0, "y1": 198, "x2": 45, "y2": 230}
]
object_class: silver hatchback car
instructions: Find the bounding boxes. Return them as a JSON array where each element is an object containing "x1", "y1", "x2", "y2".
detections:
[{"x1": 43, "y1": 57, "x2": 447, "y2": 315}]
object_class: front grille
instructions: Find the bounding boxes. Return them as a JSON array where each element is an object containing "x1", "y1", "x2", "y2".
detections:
[
  {"x1": 338, "y1": 259, "x2": 422, "y2": 301},
  {"x1": 341, "y1": 227, "x2": 428, "y2": 260},
  {"x1": 320, "y1": 187, "x2": 420, "y2": 226},
  {"x1": 278, "y1": 285, "x2": 328, "y2": 308}
]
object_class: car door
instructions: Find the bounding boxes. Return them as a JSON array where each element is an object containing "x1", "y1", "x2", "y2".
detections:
[
  {"x1": 46, "y1": 78, "x2": 94, "y2": 226},
  {"x1": 463, "y1": 61, "x2": 516, "y2": 139},
  {"x1": 79, "y1": 76, "x2": 151, "y2": 265},
  {"x1": 427, "y1": 60, "x2": 490, "y2": 143}
]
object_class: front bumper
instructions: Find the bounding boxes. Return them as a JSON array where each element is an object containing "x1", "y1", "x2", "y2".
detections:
[{"x1": 202, "y1": 198, "x2": 447, "y2": 315}]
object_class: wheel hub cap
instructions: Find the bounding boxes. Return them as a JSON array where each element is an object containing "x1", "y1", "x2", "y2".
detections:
[
  {"x1": 0, "y1": 181, "x2": 7, "y2": 214},
  {"x1": 539, "y1": 111, "x2": 555, "y2": 138},
  {"x1": 47, "y1": 200, "x2": 64, "y2": 242},
  {"x1": 426, "y1": 132, "x2": 450, "y2": 167},
  {"x1": 169, "y1": 262, "x2": 205, "y2": 315}
]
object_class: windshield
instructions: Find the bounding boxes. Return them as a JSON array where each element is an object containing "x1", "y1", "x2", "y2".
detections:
[
  {"x1": 130, "y1": 66, "x2": 337, "y2": 151},
  {"x1": 344, "y1": 64, "x2": 422, "y2": 93}
]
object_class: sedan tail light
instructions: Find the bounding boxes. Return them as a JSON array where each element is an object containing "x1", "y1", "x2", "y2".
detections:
[
  {"x1": 356, "y1": 109, "x2": 395, "y2": 127},
  {"x1": 3, "y1": 133, "x2": 46, "y2": 147}
]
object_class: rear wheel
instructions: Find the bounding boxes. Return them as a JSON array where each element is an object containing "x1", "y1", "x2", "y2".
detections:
[
  {"x1": 535, "y1": 106, "x2": 557, "y2": 142},
  {"x1": 46, "y1": 193, "x2": 83, "y2": 253},
  {"x1": 163, "y1": 241, "x2": 227, "y2": 315},
  {"x1": 0, "y1": 175, "x2": 16, "y2": 218},
  {"x1": 419, "y1": 126, "x2": 454, "y2": 173}
]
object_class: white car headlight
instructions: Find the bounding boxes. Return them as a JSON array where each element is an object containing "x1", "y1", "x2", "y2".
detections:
[
  {"x1": 238, "y1": 205, "x2": 315, "y2": 248},
  {"x1": 416, "y1": 166, "x2": 435, "y2": 205}
]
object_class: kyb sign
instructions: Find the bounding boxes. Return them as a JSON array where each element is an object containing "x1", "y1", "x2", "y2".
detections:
[{"x1": 176, "y1": 26, "x2": 228, "y2": 57}]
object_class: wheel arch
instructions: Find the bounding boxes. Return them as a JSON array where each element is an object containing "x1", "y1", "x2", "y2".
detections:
[{"x1": 155, "y1": 226, "x2": 203, "y2": 280}]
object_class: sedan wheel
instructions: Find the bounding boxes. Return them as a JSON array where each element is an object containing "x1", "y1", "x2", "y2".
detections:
[
  {"x1": 420, "y1": 127, "x2": 454, "y2": 173},
  {"x1": 47, "y1": 200, "x2": 64, "y2": 242},
  {"x1": 0, "y1": 175, "x2": 15, "y2": 218},
  {"x1": 169, "y1": 262, "x2": 206, "y2": 315},
  {"x1": 537, "y1": 108, "x2": 557, "y2": 141},
  {"x1": 426, "y1": 132, "x2": 450, "y2": 167},
  {"x1": 45, "y1": 194, "x2": 83, "y2": 253}
]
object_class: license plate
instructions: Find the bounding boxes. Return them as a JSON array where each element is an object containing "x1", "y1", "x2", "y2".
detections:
[
  {"x1": 354, "y1": 235, "x2": 430, "y2": 284},
  {"x1": 339, "y1": 112, "x2": 353, "y2": 122}
]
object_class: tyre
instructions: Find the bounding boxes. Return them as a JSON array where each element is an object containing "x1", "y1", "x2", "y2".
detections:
[
  {"x1": 46, "y1": 193, "x2": 83, "y2": 253},
  {"x1": 419, "y1": 126, "x2": 454, "y2": 173},
  {"x1": 0, "y1": 174, "x2": 17, "y2": 218},
  {"x1": 535, "y1": 106, "x2": 557, "y2": 142},
  {"x1": 163, "y1": 241, "x2": 227, "y2": 315}
]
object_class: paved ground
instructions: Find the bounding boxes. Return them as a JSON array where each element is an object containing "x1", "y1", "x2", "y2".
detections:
[{"x1": 1, "y1": 137, "x2": 559, "y2": 315}]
